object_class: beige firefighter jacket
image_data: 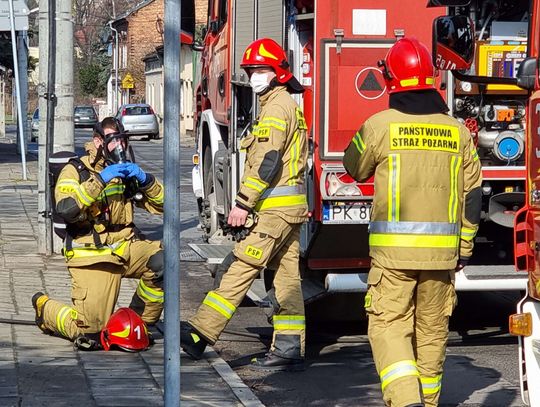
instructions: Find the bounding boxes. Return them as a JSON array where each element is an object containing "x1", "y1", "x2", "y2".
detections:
[
  {"x1": 343, "y1": 109, "x2": 482, "y2": 270},
  {"x1": 54, "y1": 142, "x2": 164, "y2": 267},
  {"x1": 236, "y1": 86, "x2": 308, "y2": 223}
]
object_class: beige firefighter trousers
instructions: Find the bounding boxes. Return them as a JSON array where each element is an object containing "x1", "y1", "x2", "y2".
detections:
[
  {"x1": 365, "y1": 260, "x2": 457, "y2": 407},
  {"x1": 42, "y1": 239, "x2": 163, "y2": 340},
  {"x1": 189, "y1": 212, "x2": 306, "y2": 358}
]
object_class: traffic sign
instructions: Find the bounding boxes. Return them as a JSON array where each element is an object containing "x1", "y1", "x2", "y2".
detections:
[
  {"x1": 0, "y1": 0, "x2": 29, "y2": 31},
  {"x1": 122, "y1": 73, "x2": 134, "y2": 89}
]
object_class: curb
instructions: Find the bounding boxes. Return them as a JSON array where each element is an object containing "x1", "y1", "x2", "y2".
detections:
[{"x1": 206, "y1": 349, "x2": 265, "y2": 407}]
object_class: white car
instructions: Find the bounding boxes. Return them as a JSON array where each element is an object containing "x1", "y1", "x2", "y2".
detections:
[
  {"x1": 115, "y1": 103, "x2": 160, "y2": 139},
  {"x1": 30, "y1": 108, "x2": 39, "y2": 142}
]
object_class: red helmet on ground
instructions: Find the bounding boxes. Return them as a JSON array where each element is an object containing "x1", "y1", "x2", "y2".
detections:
[
  {"x1": 379, "y1": 37, "x2": 436, "y2": 94},
  {"x1": 241, "y1": 38, "x2": 292, "y2": 84},
  {"x1": 100, "y1": 308, "x2": 150, "y2": 352}
]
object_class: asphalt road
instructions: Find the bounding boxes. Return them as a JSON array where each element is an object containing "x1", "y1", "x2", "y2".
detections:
[{"x1": 74, "y1": 128, "x2": 526, "y2": 407}]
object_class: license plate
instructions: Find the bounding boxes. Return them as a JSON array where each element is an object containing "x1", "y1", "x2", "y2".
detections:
[
  {"x1": 81, "y1": 116, "x2": 89, "y2": 119},
  {"x1": 322, "y1": 202, "x2": 372, "y2": 224}
]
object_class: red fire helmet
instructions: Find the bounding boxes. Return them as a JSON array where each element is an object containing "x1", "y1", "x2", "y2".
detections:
[
  {"x1": 240, "y1": 38, "x2": 292, "y2": 84},
  {"x1": 380, "y1": 37, "x2": 436, "y2": 94},
  {"x1": 100, "y1": 307, "x2": 150, "y2": 352}
]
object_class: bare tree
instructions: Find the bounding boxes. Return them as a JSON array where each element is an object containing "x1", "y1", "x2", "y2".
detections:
[{"x1": 72, "y1": 0, "x2": 140, "y2": 101}]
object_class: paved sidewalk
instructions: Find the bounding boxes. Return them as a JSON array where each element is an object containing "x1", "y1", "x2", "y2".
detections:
[{"x1": 0, "y1": 130, "x2": 263, "y2": 406}]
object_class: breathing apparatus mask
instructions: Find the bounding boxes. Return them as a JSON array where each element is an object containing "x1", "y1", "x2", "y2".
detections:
[{"x1": 103, "y1": 132, "x2": 131, "y2": 164}]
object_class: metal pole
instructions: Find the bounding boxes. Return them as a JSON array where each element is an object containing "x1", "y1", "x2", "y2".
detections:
[
  {"x1": 16, "y1": 30, "x2": 28, "y2": 148},
  {"x1": 163, "y1": 0, "x2": 181, "y2": 405},
  {"x1": 0, "y1": 67, "x2": 5, "y2": 138},
  {"x1": 8, "y1": 0, "x2": 27, "y2": 180}
]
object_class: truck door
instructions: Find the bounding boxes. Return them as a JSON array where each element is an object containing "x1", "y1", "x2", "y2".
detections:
[
  {"x1": 515, "y1": 91, "x2": 540, "y2": 300},
  {"x1": 314, "y1": 0, "x2": 444, "y2": 159},
  {"x1": 206, "y1": 0, "x2": 229, "y2": 124}
]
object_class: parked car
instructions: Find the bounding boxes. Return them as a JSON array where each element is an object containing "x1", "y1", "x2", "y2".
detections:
[
  {"x1": 30, "y1": 108, "x2": 39, "y2": 141},
  {"x1": 74, "y1": 106, "x2": 99, "y2": 128},
  {"x1": 115, "y1": 103, "x2": 160, "y2": 139}
]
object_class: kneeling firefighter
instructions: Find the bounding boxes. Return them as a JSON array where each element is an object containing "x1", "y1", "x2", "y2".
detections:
[
  {"x1": 32, "y1": 117, "x2": 164, "y2": 350},
  {"x1": 343, "y1": 38, "x2": 482, "y2": 406},
  {"x1": 181, "y1": 38, "x2": 309, "y2": 371}
]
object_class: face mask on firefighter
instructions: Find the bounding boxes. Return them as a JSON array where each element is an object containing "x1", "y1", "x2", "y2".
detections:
[
  {"x1": 249, "y1": 72, "x2": 271, "y2": 94},
  {"x1": 103, "y1": 133, "x2": 129, "y2": 164}
]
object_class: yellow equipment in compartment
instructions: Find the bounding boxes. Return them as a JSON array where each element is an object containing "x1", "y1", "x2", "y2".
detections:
[{"x1": 477, "y1": 42, "x2": 527, "y2": 92}]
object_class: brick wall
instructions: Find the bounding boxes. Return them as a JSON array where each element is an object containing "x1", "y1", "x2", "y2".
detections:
[
  {"x1": 119, "y1": 0, "x2": 206, "y2": 103},
  {"x1": 195, "y1": 0, "x2": 207, "y2": 26},
  {"x1": 125, "y1": 0, "x2": 164, "y2": 102}
]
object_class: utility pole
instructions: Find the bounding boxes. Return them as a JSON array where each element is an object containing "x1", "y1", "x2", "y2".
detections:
[
  {"x1": 163, "y1": 0, "x2": 181, "y2": 405},
  {"x1": 109, "y1": 21, "x2": 119, "y2": 115},
  {"x1": 37, "y1": 0, "x2": 53, "y2": 254},
  {"x1": 54, "y1": 0, "x2": 73, "y2": 152}
]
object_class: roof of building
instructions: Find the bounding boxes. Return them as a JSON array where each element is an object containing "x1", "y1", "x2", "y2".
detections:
[{"x1": 112, "y1": 0, "x2": 156, "y2": 24}]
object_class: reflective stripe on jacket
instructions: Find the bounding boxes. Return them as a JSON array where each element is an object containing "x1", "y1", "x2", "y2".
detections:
[
  {"x1": 236, "y1": 86, "x2": 308, "y2": 223},
  {"x1": 343, "y1": 109, "x2": 482, "y2": 270}
]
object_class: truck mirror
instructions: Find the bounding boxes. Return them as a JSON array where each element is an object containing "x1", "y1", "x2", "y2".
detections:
[
  {"x1": 432, "y1": 15, "x2": 474, "y2": 71},
  {"x1": 209, "y1": 20, "x2": 219, "y2": 34},
  {"x1": 427, "y1": 0, "x2": 471, "y2": 6},
  {"x1": 516, "y1": 57, "x2": 537, "y2": 90},
  {"x1": 192, "y1": 42, "x2": 204, "y2": 52}
]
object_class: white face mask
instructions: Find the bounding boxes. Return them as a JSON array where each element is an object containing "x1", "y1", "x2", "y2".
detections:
[{"x1": 249, "y1": 72, "x2": 270, "y2": 94}]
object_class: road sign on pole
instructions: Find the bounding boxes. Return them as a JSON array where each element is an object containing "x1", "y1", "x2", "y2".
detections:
[{"x1": 0, "y1": 0, "x2": 28, "y2": 31}]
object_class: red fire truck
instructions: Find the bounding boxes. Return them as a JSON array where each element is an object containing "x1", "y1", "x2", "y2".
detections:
[{"x1": 191, "y1": 0, "x2": 528, "y2": 304}]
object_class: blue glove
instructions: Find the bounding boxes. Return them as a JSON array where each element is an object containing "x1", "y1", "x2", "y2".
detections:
[
  {"x1": 123, "y1": 163, "x2": 147, "y2": 184},
  {"x1": 100, "y1": 163, "x2": 127, "y2": 183}
]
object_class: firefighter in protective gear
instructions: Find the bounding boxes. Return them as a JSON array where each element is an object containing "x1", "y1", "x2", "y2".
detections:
[
  {"x1": 32, "y1": 117, "x2": 164, "y2": 347},
  {"x1": 343, "y1": 37, "x2": 482, "y2": 407},
  {"x1": 181, "y1": 38, "x2": 308, "y2": 371}
]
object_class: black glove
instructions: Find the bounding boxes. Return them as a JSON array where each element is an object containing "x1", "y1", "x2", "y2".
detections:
[
  {"x1": 221, "y1": 213, "x2": 258, "y2": 242},
  {"x1": 74, "y1": 333, "x2": 103, "y2": 351},
  {"x1": 456, "y1": 257, "x2": 469, "y2": 271}
]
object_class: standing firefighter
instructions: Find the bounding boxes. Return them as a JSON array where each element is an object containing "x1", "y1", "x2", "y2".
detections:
[
  {"x1": 343, "y1": 38, "x2": 482, "y2": 407},
  {"x1": 181, "y1": 38, "x2": 309, "y2": 371},
  {"x1": 32, "y1": 117, "x2": 164, "y2": 351}
]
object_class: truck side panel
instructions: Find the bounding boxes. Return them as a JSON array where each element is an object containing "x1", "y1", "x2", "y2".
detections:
[{"x1": 233, "y1": 0, "x2": 255, "y2": 82}]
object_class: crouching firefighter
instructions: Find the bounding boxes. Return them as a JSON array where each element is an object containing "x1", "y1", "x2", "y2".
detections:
[
  {"x1": 181, "y1": 38, "x2": 309, "y2": 371},
  {"x1": 32, "y1": 117, "x2": 165, "y2": 350}
]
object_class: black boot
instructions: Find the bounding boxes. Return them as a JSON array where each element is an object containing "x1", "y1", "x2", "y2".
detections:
[
  {"x1": 32, "y1": 291, "x2": 53, "y2": 335},
  {"x1": 250, "y1": 352, "x2": 305, "y2": 372},
  {"x1": 180, "y1": 323, "x2": 208, "y2": 360}
]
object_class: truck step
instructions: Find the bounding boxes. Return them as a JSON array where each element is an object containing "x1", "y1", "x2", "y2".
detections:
[
  {"x1": 463, "y1": 265, "x2": 528, "y2": 280},
  {"x1": 188, "y1": 243, "x2": 233, "y2": 264},
  {"x1": 456, "y1": 265, "x2": 527, "y2": 291}
]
